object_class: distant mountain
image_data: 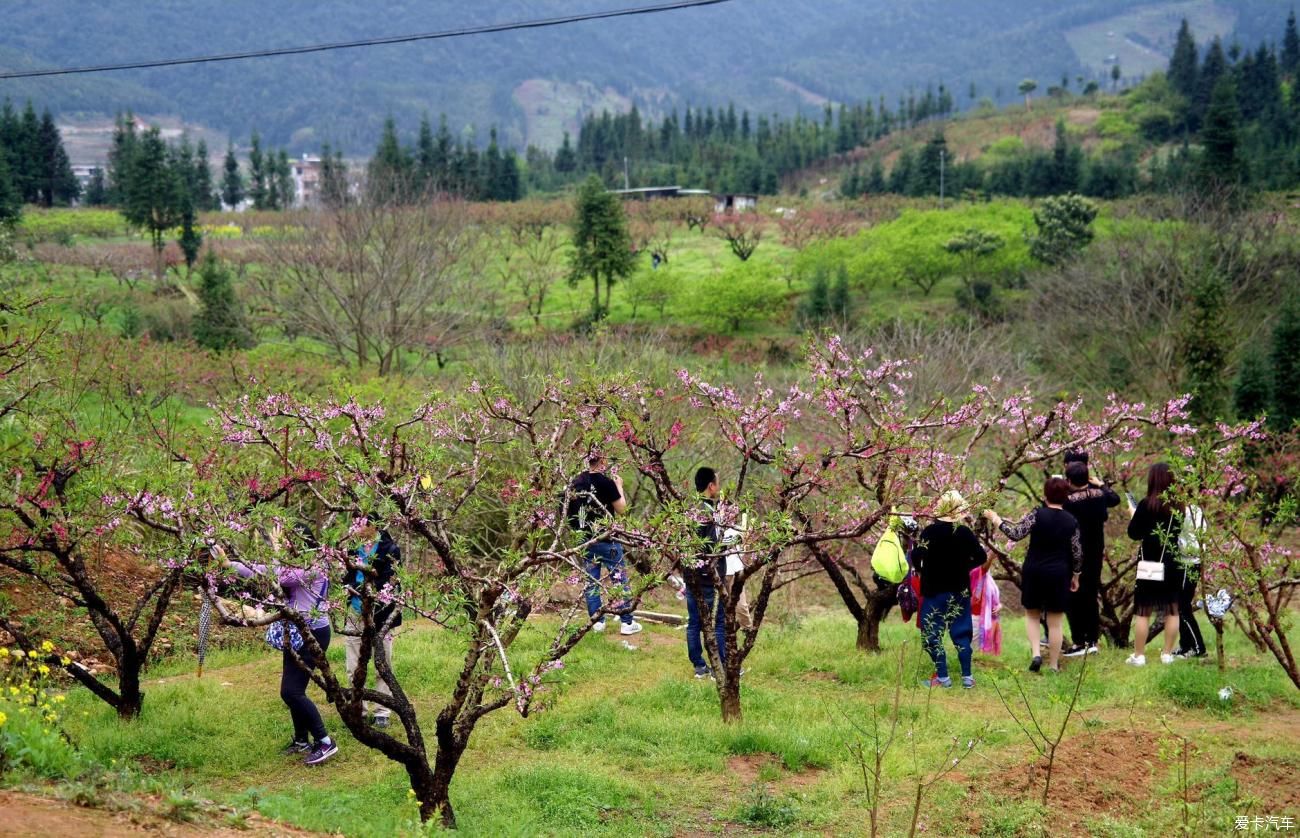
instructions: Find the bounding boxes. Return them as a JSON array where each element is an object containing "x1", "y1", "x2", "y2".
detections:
[{"x1": 0, "y1": 0, "x2": 1285, "y2": 157}]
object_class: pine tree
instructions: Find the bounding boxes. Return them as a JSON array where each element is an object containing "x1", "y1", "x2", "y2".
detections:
[
  {"x1": 192, "y1": 254, "x2": 255, "y2": 351},
  {"x1": 83, "y1": 167, "x2": 108, "y2": 206},
  {"x1": 416, "y1": 114, "x2": 436, "y2": 190},
  {"x1": 106, "y1": 113, "x2": 139, "y2": 206},
  {"x1": 1181, "y1": 271, "x2": 1230, "y2": 424},
  {"x1": 1270, "y1": 297, "x2": 1300, "y2": 431},
  {"x1": 319, "y1": 143, "x2": 348, "y2": 208},
  {"x1": 248, "y1": 133, "x2": 268, "y2": 209},
  {"x1": 35, "y1": 110, "x2": 78, "y2": 206},
  {"x1": 122, "y1": 127, "x2": 184, "y2": 280},
  {"x1": 555, "y1": 132, "x2": 577, "y2": 173},
  {"x1": 0, "y1": 151, "x2": 19, "y2": 225},
  {"x1": 569, "y1": 174, "x2": 634, "y2": 321},
  {"x1": 1168, "y1": 19, "x2": 1200, "y2": 101},
  {"x1": 1233, "y1": 345, "x2": 1272, "y2": 420},
  {"x1": 220, "y1": 145, "x2": 244, "y2": 209},
  {"x1": 1050, "y1": 118, "x2": 1081, "y2": 193},
  {"x1": 194, "y1": 140, "x2": 216, "y2": 210},
  {"x1": 1282, "y1": 10, "x2": 1300, "y2": 78},
  {"x1": 1196, "y1": 37, "x2": 1229, "y2": 124},
  {"x1": 1199, "y1": 76, "x2": 1242, "y2": 187},
  {"x1": 274, "y1": 150, "x2": 294, "y2": 209},
  {"x1": 177, "y1": 194, "x2": 202, "y2": 272},
  {"x1": 368, "y1": 117, "x2": 411, "y2": 203},
  {"x1": 798, "y1": 268, "x2": 830, "y2": 328}
]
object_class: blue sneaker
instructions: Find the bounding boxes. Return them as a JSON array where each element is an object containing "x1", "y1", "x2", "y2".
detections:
[
  {"x1": 962, "y1": 676, "x2": 975, "y2": 689},
  {"x1": 923, "y1": 675, "x2": 953, "y2": 689}
]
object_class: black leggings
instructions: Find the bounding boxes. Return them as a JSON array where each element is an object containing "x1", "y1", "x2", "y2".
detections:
[{"x1": 281, "y1": 625, "x2": 331, "y2": 742}]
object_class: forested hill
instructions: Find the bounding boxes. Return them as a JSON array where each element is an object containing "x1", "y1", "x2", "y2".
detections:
[{"x1": 0, "y1": 0, "x2": 1288, "y2": 154}]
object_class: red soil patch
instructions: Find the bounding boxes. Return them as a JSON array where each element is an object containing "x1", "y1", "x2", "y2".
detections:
[
  {"x1": 1231, "y1": 752, "x2": 1300, "y2": 813},
  {"x1": 726, "y1": 753, "x2": 825, "y2": 791},
  {"x1": 980, "y1": 729, "x2": 1164, "y2": 832},
  {"x1": 0, "y1": 790, "x2": 314, "y2": 836}
]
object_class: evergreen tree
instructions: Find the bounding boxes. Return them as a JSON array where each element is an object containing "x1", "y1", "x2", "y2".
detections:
[
  {"x1": 1050, "y1": 118, "x2": 1081, "y2": 193},
  {"x1": 1282, "y1": 10, "x2": 1300, "y2": 78},
  {"x1": 83, "y1": 167, "x2": 108, "y2": 206},
  {"x1": 416, "y1": 114, "x2": 437, "y2": 190},
  {"x1": 0, "y1": 152, "x2": 19, "y2": 225},
  {"x1": 829, "y1": 264, "x2": 851, "y2": 322},
  {"x1": 35, "y1": 110, "x2": 78, "y2": 206},
  {"x1": 192, "y1": 254, "x2": 255, "y2": 351},
  {"x1": 220, "y1": 145, "x2": 244, "y2": 209},
  {"x1": 1199, "y1": 76, "x2": 1242, "y2": 187},
  {"x1": 193, "y1": 140, "x2": 216, "y2": 210},
  {"x1": 319, "y1": 143, "x2": 348, "y2": 208},
  {"x1": 122, "y1": 127, "x2": 184, "y2": 280},
  {"x1": 1196, "y1": 37, "x2": 1229, "y2": 125},
  {"x1": 912, "y1": 131, "x2": 947, "y2": 195},
  {"x1": 13, "y1": 103, "x2": 40, "y2": 203},
  {"x1": 177, "y1": 194, "x2": 202, "y2": 272},
  {"x1": 1168, "y1": 18, "x2": 1200, "y2": 102},
  {"x1": 866, "y1": 159, "x2": 886, "y2": 193},
  {"x1": 1233, "y1": 344, "x2": 1272, "y2": 420},
  {"x1": 368, "y1": 117, "x2": 411, "y2": 203},
  {"x1": 106, "y1": 113, "x2": 139, "y2": 206},
  {"x1": 273, "y1": 149, "x2": 294, "y2": 209},
  {"x1": 1029, "y1": 193, "x2": 1098, "y2": 265},
  {"x1": 1181, "y1": 271, "x2": 1230, "y2": 424},
  {"x1": 248, "y1": 132, "x2": 268, "y2": 209},
  {"x1": 798, "y1": 268, "x2": 830, "y2": 328},
  {"x1": 569, "y1": 174, "x2": 634, "y2": 321},
  {"x1": 1270, "y1": 297, "x2": 1300, "y2": 431}
]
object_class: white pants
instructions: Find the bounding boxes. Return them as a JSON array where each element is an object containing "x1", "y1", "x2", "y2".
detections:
[{"x1": 343, "y1": 615, "x2": 395, "y2": 720}]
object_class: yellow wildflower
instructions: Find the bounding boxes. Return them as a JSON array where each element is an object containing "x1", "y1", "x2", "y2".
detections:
[
  {"x1": 0, "y1": 647, "x2": 8, "y2": 657},
  {"x1": 60, "y1": 657, "x2": 70, "y2": 666},
  {"x1": 0, "y1": 711, "x2": 6, "y2": 726},
  {"x1": 37, "y1": 665, "x2": 50, "y2": 676},
  {"x1": 27, "y1": 650, "x2": 38, "y2": 659},
  {"x1": 40, "y1": 641, "x2": 54, "y2": 653}
]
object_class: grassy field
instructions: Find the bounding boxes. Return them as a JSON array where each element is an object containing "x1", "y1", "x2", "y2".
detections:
[{"x1": 38, "y1": 606, "x2": 1300, "y2": 837}]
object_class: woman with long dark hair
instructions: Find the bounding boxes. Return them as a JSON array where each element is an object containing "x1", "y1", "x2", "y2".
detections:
[
  {"x1": 983, "y1": 477, "x2": 1083, "y2": 673},
  {"x1": 1126, "y1": 462, "x2": 1181, "y2": 666}
]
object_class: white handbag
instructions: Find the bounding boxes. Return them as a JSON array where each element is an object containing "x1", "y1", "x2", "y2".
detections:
[{"x1": 1136, "y1": 560, "x2": 1165, "y2": 582}]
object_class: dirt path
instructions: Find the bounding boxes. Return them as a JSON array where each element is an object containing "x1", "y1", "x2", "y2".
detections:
[{"x1": 0, "y1": 790, "x2": 317, "y2": 837}]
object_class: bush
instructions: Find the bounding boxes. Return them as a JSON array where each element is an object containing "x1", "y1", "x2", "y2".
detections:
[
  {"x1": 141, "y1": 298, "x2": 193, "y2": 343},
  {"x1": 688, "y1": 261, "x2": 787, "y2": 333},
  {"x1": 0, "y1": 644, "x2": 83, "y2": 781}
]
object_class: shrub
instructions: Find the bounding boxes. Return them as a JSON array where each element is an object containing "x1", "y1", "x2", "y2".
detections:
[{"x1": 689, "y1": 261, "x2": 787, "y2": 332}]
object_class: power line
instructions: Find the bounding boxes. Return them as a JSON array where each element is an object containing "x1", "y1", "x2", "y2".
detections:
[{"x1": 0, "y1": 0, "x2": 735, "y2": 81}]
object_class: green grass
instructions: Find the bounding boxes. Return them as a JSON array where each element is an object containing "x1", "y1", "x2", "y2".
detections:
[{"x1": 46, "y1": 612, "x2": 1299, "y2": 837}]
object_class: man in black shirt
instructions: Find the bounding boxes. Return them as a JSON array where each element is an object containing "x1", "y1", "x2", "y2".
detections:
[
  {"x1": 568, "y1": 453, "x2": 641, "y2": 635},
  {"x1": 1062, "y1": 457, "x2": 1120, "y2": 656}
]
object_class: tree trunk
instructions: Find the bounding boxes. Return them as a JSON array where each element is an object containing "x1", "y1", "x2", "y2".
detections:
[
  {"x1": 856, "y1": 615, "x2": 881, "y2": 652},
  {"x1": 591, "y1": 274, "x2": 601, "y2": 321},
  {"x1": 419, "y1": 737, "x2": 467, "y2": 828},
  {"x1": 719, "y1": 677, "x2": 742, "y2": 723},
  {"x1": 1212, "y1": 618, "x2": 1226, "y2": 674},
  {"x1": 857, "y1": 588, "x2": 897, "y2": 652},
  {"x1": 116, "y1": 661, "x2": 144, "y2": 720}
]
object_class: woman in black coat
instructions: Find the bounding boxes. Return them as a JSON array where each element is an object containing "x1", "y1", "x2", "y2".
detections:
[{"x1": 1126, "y1": 462, "x2": 1182, "y2": 667}]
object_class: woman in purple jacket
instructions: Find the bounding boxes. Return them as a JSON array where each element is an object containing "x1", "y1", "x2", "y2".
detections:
[{"x1": 228, "y1": 525, "x2": 337, "y2": 766}]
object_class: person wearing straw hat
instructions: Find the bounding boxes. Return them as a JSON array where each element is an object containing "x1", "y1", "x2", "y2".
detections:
[{"x1": 912, "y1": 490, "x2": 990, "y2": 689}]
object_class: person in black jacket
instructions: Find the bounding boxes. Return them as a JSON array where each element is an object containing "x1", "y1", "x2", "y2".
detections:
[
  {"x1": 913, "y1": 491, "x2": 990, "y2": 689},
  {"x1": 1126, "y1": 462, "x2": 1181, "y2": 667},
  {"x1": 343, "y1": 519, "x2": 403, "y2": 728},
  {"x1": 984, "y1": 477, "x2": 1083, "y2": 673},
  {"x1": 1062, "y1": 459, "x2": 1121, "y2": 656},
  {"x1": 568, "y1": 453, "x2": 641, "y2": 636}
]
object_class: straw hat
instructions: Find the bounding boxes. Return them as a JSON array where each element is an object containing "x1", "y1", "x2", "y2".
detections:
[{"x1": 935, "y1": 490, "x2": 967, "y2": 523}]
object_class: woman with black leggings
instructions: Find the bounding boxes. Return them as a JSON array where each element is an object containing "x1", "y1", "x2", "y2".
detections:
[{"x1": 229, "y1": 528, "x2": 338, "y2": 766}]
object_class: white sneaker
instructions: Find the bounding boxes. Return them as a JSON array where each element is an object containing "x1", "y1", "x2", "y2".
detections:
[
  {"x1": 620, "y1": 621, "x2": 643, "y2": 636},
  {"x1": 1125, "y1": 654, "x2": 1146, "y2": 667},
  {"x1": 1085, "y1": 645, "x2": 1099, "y2": 655},
  {"x1": 591, "y1": 620, "x2": 606, "y2": 633},
  {"x1": 1160, "y1": 653, "x2": 1176, "y2": 665}
]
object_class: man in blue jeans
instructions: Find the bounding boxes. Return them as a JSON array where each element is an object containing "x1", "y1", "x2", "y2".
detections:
[
  {"x1": 568, "y1": 453, "x2": 642, "y2": 636},
  {"x1": 685, "y1": 467, "x2": 727, "y2": 678}
]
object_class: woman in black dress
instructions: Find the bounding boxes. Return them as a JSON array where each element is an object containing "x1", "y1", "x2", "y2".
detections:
[
  {"x1": 1126, "y1": 462, "x2": 1181, "y2": 666},
  {"x1": 984, "y1": 477, "x2": 1083, "y2": 673}
]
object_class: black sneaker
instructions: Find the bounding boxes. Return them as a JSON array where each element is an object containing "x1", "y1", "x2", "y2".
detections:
[
  {"x1": 1062, "y1": 644, "x2": 1087, "y2": 658},
  {"x1": 1028, "y1": 656, "x2": 1043, "y2": 673},
  {"x1": 304, "y1": 739, "x2": 338, "y2": 766},
  {"x1": 280, "y1": 738, "x2": 310, "y2": 756},
  {"x1": 693, "y1": 665, "x2": 711, "y2": 679}
]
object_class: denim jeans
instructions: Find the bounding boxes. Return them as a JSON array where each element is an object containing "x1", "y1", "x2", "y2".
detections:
[
  {"x1": 685, "y1": 584, "x2": 727, "y2": 669},
  {"x1": 583, "y1": 541, "x2": 633, "y2": 625},
  {"x1": 919, "y1": 591, "x2": 973, "y2": 680}
]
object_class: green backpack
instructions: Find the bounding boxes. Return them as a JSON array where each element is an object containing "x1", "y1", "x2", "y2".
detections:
[{"x1": 870, "y1": 525, "x2": 909, "y2": 584}]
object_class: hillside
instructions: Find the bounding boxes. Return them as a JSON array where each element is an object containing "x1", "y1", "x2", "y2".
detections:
[{"x1": 0, "y1": 0, "x2": 1283, "y2": 158}]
